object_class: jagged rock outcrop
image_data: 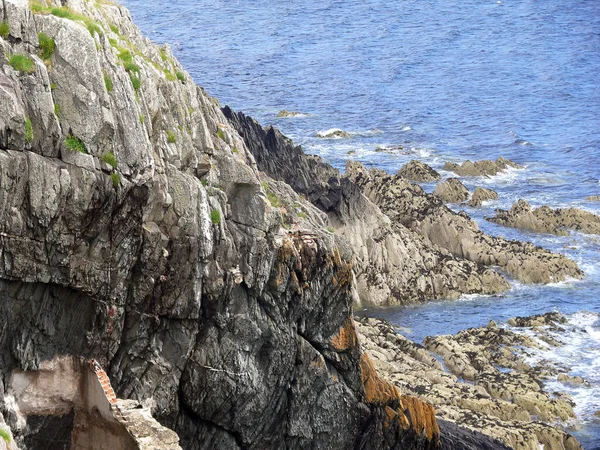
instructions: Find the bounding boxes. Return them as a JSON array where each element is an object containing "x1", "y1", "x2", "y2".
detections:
[
  {"x1": 468, "y1": 187, "x2": 498, "y2": 207},
  {"x1": 356, "y1": 315, "x2": 583, "y2": 450},
  {"x1": 0, "y1": 1, "x2": 440, "y2": 449},
  {"x1": 344, "y1": 162, "x2": 583, "y2": 284},
  {"x1": 433, "y1": 178, "x2": 470, "y2": 203},
  {"x1": 224, "y1": 108, "x2": 511, "y2": 305},
  {"x1": 488, "y1": 199, "x2": 600, "y2": 236},
  {"x1": 443, "y1": 157, "x2": 522, "y2": 177},
  {"x1": 397, "y1": 160, "x2": 441, "y2": 182}
]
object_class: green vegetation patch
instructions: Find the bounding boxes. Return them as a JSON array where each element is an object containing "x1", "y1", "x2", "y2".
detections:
[
  {"x1": 176, "y1": 71, "x2": 185, "y2": 82},
  {"x1": 54, "y1": 103, "x2": 60, "y2": 118},
  {"x1": 109, "y1": 24, "x2": 119, "y2": 34},
  {"x1": 87, "y1": 22, "x2": 103, "y2": 37},
  {"x1": 164, "y1": 69, "x2": 176, "y2": 81},
  {"x1": 216, "y1": 129, "x2": 225, "y2": 140},
  {"x1": 104, "y1": 73, "x2": 113, "y2": 92},
  {"x1": 0, "y1": 21, "x2": 9, "y2": 40},
  {"x1": 166, "y1": 130, "x2": 177, "y2": 144},
  {"x1": 25, "y1": 117, "x2": 33, "y2": 142},
  {"x1": 38, "y1": 32, "x2": 55, "y2": 60},
  {"x1": 0, "y1": 428, "x2": 11, "y2": 443},
  {"x1": 129, "y1": 73, "x2": 141, "y2": 90},
  {"x1": 210, "y1": 209, "x2": 221, "y2": 225},
  {"x1": 139, "y1": 114, "x2": 145, "y2": 124},
  {"x1": 65, "y1": 135, "x2": 87, "y2": 153},
  {"x1": 100, "y1": 151, "x2": 117, "y2": 169},
  {"x1": 110, "y1": 172, "x2": 120, "y2": 187},
  {"x1": 9, "y1": 54, "x2": 35, "y2": 74}
]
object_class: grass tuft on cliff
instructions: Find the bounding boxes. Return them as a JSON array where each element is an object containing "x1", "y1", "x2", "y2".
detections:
[
  {"x1": 166, "y1": 130, "x2": 177, "y2": 144},
  {"x1": 0, "y1": 21, "x2": 9, "y2": 40},
  {"x1": 38, "y1": 32, "x2": 55, "y2": 61},
  {"x1": 0, "y1": 428, "x2": 11, "y2": 443},
  {"x1": 25, "y1": 118, "x2": 33, "y2": 143},
  {"x1": 54, "y1": 103, "x2": 61, "y2": 118},
  {"x1": 210, "y1": 209, "x2": 221, "y2": 225},
  {"x1": 104, "y1": 73, "x2": 113, "y2": 92},
  {"x1": 100, "y1": 152, "x2": 117, "y2": 169},
  {"x1": 129, "y1": 73, "x2": 141, "y2": 90},
  {"x1": 176, "y1": 71, "x2": 185, "y2": 82},
  {"x1": 110, "y1": 172, "x2": 120, "y2": 188},
  {"x1": 9, "y1": 54, "x2": 35, "y2": 74},
  {"x1": 65, "y1": 135, "x2": 87, "y2": 153}
]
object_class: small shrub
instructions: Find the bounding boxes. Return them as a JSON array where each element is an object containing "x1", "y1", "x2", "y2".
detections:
[
  {"x1": 124, "y1": 61, "x2": 140, "y2": 73},
  {"x1": 129, "y1": 73, "x2": 141, "y2": 90},
  {"x1": 65, "y1": 135, "x2": 87, "y2": 153},
  {"x1": 104, "y1": 74, "x2": 113, "y2": 92},
  {"x1": 25, "y1": 117, "x2": 33, "y2": 143},
  {"x1": 100, "y1": 151, "x2": 117, "y2": 169},
  {"x1": 87, "y1": 22, "x2": 103, "y2": 37},
  {"x1": 216, "y1": 129, "x2": 225, "y2": 140},
  {"x1": 54, "y1": 103, "x2": 60, "y2": 118},
  {"x1": 9, "y1": 54, "x2": 35, "y2": 74},
  {"x1": 166, "y1": 130, "x2": 176, "y2": 144},
  {"x1": 210, "y1": 209, "x2": 221, "y2": 225},
  {"x1": 0, "y1": 21, "x2": 9, "y2": 40},
  {"x1": 117, "y1": 49, "x2": 132, "y2": 63},
  {"x1": 38, "y1": 32, "x2": 55, "y2": 60},
  {"x1": 109, "y1": 24, "x2": 119, "y2": 34},
  {"x1": 176, "y1": 71, "x2": 185, "y2": 82},
  {"x1": 110, "y1": 172, "x2": 120, "y2": 187}
]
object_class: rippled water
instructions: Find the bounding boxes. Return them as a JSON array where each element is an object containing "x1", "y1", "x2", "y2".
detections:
[{"x1": 120, "y1": 0, "x2": 600, "y2": 447}]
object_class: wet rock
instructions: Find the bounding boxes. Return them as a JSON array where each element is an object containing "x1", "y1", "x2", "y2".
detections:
[
  {"x1": 557, "y1": 374, "x2": 586, "y2": 385},
  {"x1": 443, "y1": 157, "x2": 522, "y2": 177},
  {"x1": 468, "y1": 187, "x2": 498, "y2": 207},
  {"x1": 356, "y1": 316, "x2": 583, "y2": 450},
  {"x1": 433, "y1": 178, "x2": 470, "y2": 203},
  {"x1": 277, "y1": 110, "x2": 309, "y2": 118},
  {"x1": 488, "y1": 199, "x2": 600, "y2": 236},
  {"x1": 316, "y1": 128, "x2": 350, "y2": 138},
  {"x1": 586, "y1": 195, "x2": 600, "y2": 201},
  {"x1": 507, "y1": 312, "x2": 568, "y2": 328},
  {"x1": 397, "y1": 160, "x2": 441, "y2": 182}
]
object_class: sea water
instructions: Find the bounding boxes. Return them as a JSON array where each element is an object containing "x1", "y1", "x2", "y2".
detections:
[{"x1": 120, "y1": 0, "x2": 600, "y2": 447}]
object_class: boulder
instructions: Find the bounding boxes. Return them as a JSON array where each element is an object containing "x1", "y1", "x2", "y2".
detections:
[
  {"x1": 433, "y1": 178, "x2": 470, "y2": 203},
  {"x1": 443, "y1": 157, "x2": 522, "y2": 177},
  {"x1": 397, "y1": 160, "x2": 441, "y2": 182},
  {"x1": 468, "y1": 187, "x2": 498, "y2": 207}
]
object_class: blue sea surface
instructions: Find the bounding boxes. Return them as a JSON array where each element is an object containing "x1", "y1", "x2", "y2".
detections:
[{"x1": 120, "y1": 0, "x2": 600, "y2": 447}]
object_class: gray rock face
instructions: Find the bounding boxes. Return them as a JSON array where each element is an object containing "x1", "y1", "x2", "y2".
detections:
[
  {"x1": 344, "y1": 162, "x2": 583, "y2": 284},
  {"x1": 224, "y1": 108, "x2": 510, "y2": 306},
  {"x1": 468, "y1": 187, "x2": 498, "y2": 207},
  {"x1": 356, "y1": 316, "x2": 583, "y2": 450},
  {"x1": 443, "y1": 157, "x2": 522, "y2": 177},
  {"x1": 433, "y1": 178, "x2": 470, "y2": 203},
  {"x1": 0, "y1": 1, "x2": 441, "y2": 449},
  {"x1": 488, "y1": 199, "x2": 600, "y2": 236},
  {"x1": 397, "y1": 160, "x2": 441, "y2": 182}
]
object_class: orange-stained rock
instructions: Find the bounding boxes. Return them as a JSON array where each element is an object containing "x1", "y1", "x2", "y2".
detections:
[{"x1": 330, "y1": 318, "x2": 359, "y2": 352}]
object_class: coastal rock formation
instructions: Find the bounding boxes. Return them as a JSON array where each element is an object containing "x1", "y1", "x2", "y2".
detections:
[
  {"x1": 316, "y1": 128, "x2": 350, "y2": 138},
  {"x1": 468, "y1": 187, "x2": 498, "y2": 207},
  {"x1": 345, "y1": 162, "x2": 583, "y2": 284},
  {"x1": 397, "y1": 160, "x2": 441, "y2": 182},
  {"x1": 225, "y1": 108, "x2": 511, "y2": 305},
  {"x1": 0, "y1": 1, "x2": 440, "y2": 449},
  {"x1": 443, "y1": 157, "x2": 522, "y2": 177},
  {"x1": 585, "y1": 195, "x2": 600, "y2": 201},
  {"x1": 277, "y1": 110, "x2": 309, "y2": 118},
  {"x1": 488, "y1": 199, "x2": 600, "y2": 236},
  {"x1": 356, "y1": 315, "x2": 583, "y2": 450},
  {"x1": 433, "y1": 178, "x2": 470, "y2": 203}
]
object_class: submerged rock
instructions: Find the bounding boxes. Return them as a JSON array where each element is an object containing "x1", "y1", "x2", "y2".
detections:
[
  {"x1": 443, "y1": 157, "x2": 522, "y2": 177},
  {"x1": 277, "y1": 110, "x2": 310, "y2": 118},
  {"x1": 316, "y1": 128, "x2": 350, "y2": 138},
  {"x1": 488, "y1": 199, "x2": 600, "y2": 236},
  {"x1": 468, "y1": 187, "x2": 499, "y2": 207},
  {"x1": 433, "y1": 178, "x2": 470, "y2": 203},
  {"x1": 397, "y1": 160, "x2": 441, "y2": 182},
  {"x1": 585, "y1": 195, "x2": 600, "y2": 201}
]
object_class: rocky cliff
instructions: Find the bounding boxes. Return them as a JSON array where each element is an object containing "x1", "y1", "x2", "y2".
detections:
[{"x1": 0, "y1": 0, "x2": 443, "y2": 448}]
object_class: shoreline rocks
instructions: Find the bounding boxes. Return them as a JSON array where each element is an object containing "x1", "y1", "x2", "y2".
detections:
[
  {"x1": 316, "y1": 128, "x2": 350, "y2": 138},
  {"x1": 433, "y1": 178, "x2": 470, "y2": 203},
  {"x1": 356, "y1": 313, "x2": 584, "y2": 450},
  {"x1": 398, "y1": 160, "x2": 441, "y2": 182},
  {"x1": 468, "y1": 187, "x2": 499, "y2": 207},
  {"x1": 277, "y1": 110, "x2": 310, "y2": 118},
  {"x1": 443, "y1": 157, "x2": 522, "y2": 177},
  {"x1": 488, "y1": 199, "x2": 600, "y2": 236}
]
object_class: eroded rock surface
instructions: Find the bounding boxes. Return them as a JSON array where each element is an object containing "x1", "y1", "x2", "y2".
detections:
[
  {"x1": 488, "y1": 199, "x2": 600, "y2": 236},
  {"x1": 433, "y1": 178, "x2": 470, "y2": 203},
  {"x1": 397, "y1": 160, "x2": 441, "y2": 182},
  {"x1": 468, "y1": 187, "x2": 499, "y2": 207},
  {"x1": 443, "y1": 157, "x2": 522, "y2": 177},
  {"x1": 356, "y1": 315, "x2": 583, "y2": 450}
]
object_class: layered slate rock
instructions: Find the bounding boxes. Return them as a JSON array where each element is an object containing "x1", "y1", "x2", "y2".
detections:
[
  {"x1": 433, "y1": 178, "x2": 470, "y2": 203},
  {"x1": 356, "y1": 316, "x2": 583, "y2": 450},
  {"x1": 443, "y1": 157, "x2": 522, "y2": 177},
  {"x1": 397, "y1": 160, "x2": 441, "y2": 182},
  {"x1": 468, "y1": 187, "x2": 498, "y2": 207},
  {"x1": 0, "y1": 1, "x2": 439, "y2": 449},
  {"x1": 224, "y1": 108, "x2": 510, "y2": 305},
  {"x1": 488, "y1": 199, "x2": 600, "y2": 236},
  {"x1": 345, "y1": 162, "x2": 583, "y2": 284}
]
